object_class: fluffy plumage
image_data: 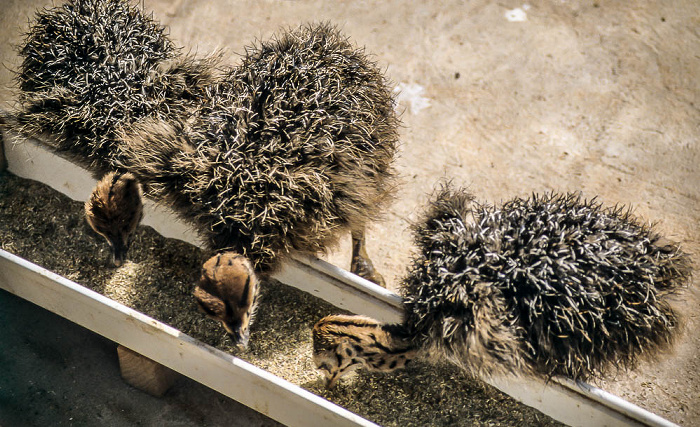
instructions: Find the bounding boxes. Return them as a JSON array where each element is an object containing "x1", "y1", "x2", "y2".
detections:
[
  {"x1": 194, "y1": 252, "x2": 258, "y2": 348},
  {"x1": 313, "y1": 314, "x2": 416, "y2": 389},
  {"x1": 12, "y1": 0, "x2": 397, "y2": 343},
  {"x1": 11, "y1": 0, "x2": 218, "y2": 173},
  {"x1": 117, "y1": 23, "x2": 398, "y2": 272},
  {"x1": 402, "y1": 185, "x2": 691, "y2": 380},
  {"x1": 12, "y1": 1, "x2": 398, "y2": 275},
  {"x1": 313, "y1": 186, "x2": 691, "y2": 386}
]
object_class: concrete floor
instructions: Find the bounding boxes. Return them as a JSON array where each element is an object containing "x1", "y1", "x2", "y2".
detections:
[
  {"x1": 0, "y1": 289, "x2": 280, "y2": 427},
  {"x1": 1, "y1": 0, "x2": 698, "y2": 425}
]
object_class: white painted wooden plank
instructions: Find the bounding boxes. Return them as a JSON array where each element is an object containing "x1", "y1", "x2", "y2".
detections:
[
  {"x1": 486, "y1": 376, "x2": 680, "y2": 427},
  {"x1": 1, "y1": 132, "x2": 679, "y2": 427},
  {"x1": 275, "y1": 257, "x2": 403, "y2": 323},
  {"x1": 0, "y1": 249, "x2": 377, "y2": 427},
  {"x1": 4, "y1": 134, "x2": 95, "y2": 202},
  {"x1": 292, "y1": 255, "x2": 405, "y2": 314},
  {"x1": 557, "y1": 379, "x2": 679, "y2": 427}
]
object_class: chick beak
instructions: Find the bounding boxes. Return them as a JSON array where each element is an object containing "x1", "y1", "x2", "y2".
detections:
[
  {"x1": 109, "y1": 237, "x2": 129, "y2": 267},
  {"x1": 227, "y1": 327, "x2": 250, "y2": 350},
  {"x1": 325, "y1": 374, "x2": 339, "y2": 390}
]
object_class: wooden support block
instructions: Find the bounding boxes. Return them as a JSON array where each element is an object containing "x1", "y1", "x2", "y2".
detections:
[{"x1": 117, "y1": 345, "x2": 178, "y2": 397}]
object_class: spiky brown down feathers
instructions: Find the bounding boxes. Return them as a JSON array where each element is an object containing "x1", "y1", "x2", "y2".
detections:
[
  {"x1": 12, "y1": 0, "x2": 222, "y2": 176},
  {"x1": 11, "y1": 0, "x2": 178, "y2": 172},
  {"x1": 14, "y1": 1, "x2": 397, "y2": 273},
  {"x1": 119, "y1": 24, "x2": 398, "y2": 272},
  {"x1": 402, "y1": 186, "x2": 691, "y2": 380}
]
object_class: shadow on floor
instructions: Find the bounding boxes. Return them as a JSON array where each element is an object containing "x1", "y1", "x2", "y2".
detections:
[{"x1": 0, "y1": 289, "x2": 280, "y2": 427}]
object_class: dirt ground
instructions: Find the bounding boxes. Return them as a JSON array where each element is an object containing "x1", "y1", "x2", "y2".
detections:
[{"x1": 1, "y1": 0, "x2": 698, "y2": 426}]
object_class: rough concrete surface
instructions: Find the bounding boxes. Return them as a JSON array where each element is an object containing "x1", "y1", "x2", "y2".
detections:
[
  {"x1": 1, "y1": 0, "x2": 698, "y2": 425},
  {"x1": 0, "y1": 290, "x2": 280, "y2": 427}
]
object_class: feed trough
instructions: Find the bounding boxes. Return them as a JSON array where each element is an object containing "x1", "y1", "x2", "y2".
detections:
[{"x1": 0, "y1": 134, "x2": 679, "y2": 427}]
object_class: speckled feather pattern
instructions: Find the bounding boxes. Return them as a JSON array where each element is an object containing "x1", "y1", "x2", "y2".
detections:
[{"x1": 401, "y1": 185, "x2": 692, "y2": 380}]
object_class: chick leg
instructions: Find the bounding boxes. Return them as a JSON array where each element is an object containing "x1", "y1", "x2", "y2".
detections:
[{"x1": 350, "y1": 229, "x2": 386, "y2": 287}]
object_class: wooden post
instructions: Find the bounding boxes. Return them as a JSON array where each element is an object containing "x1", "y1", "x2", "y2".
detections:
[{"x1": 117, "y1": 345, "x2": 178, "y2": 397}]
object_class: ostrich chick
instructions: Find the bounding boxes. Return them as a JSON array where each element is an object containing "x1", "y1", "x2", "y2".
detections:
[
  {"x1": 313, "y1": 185, "x2": 692, "y2": 387},
  {"x1": 85, "y1": 171, "x2": 143, "y2": 267},
  {"x1": 194, "y1": 252, "x2": 258, "y2": 348},
  {"x1": 117, "y1": 23, "x2": 399, "y2": 287}
]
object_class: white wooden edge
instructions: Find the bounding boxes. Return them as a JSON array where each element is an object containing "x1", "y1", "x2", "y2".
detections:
[
  {"x1": 557, "y1": 379, "x2": 679, "y2": 427},
  {"x1": 2, "y1": 133, "x2": 679, "y2": 427},
  {"x1": 0, "y1": 249, "x2": 377, "y2": 427}
]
